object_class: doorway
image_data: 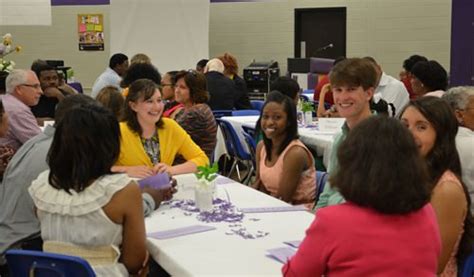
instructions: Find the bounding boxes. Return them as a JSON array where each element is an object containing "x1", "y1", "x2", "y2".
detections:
[{"x1": 295, "y1": 7, "x2": 346, "y2": 59}]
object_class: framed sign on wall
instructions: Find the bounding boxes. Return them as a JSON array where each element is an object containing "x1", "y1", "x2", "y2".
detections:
[{"x1": 77, "y1": 14, "x2": 104, "y2": 51}]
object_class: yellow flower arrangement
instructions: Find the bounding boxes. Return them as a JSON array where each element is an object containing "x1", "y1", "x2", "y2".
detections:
[{"x1": 0, "y1": 33, "x2": 22, "y2": 73}]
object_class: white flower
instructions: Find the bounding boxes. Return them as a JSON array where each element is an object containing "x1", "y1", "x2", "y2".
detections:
[{"x1": 0, "y1": 59, "x2": 15, "y2": 73}]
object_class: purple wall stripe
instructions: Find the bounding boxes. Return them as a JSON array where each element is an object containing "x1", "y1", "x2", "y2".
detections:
[
  {"x1": 211, "y1": 0, "x2": 258, "y2": 2},
  {"x1": 449, "y1": 0, "x2": 474, "y2": 86},
  {"x1": 51, "y1": 0, "x2": 109, "y2": 5}
]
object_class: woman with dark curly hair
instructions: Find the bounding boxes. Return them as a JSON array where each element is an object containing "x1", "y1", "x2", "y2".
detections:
[
  {"x1": 400, "y1": 54, "x2": 428, "y2": 99},
  {"x1": 401, "y1": 96, "x2": 474, "y2": 276},
  {"x1": 410, "y1": 60, "x2": 448, "y2": 98},
  {"x1": 283, "y1": 116, "x2": 440, "y2": 276},
  {"x1": 173, "y1": 70, "x2": 217, "y2": 161}
]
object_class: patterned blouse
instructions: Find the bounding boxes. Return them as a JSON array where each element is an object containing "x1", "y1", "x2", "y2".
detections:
[
  {"x1": 141, "y1": 132, "x2": 160, "y2": 165},
  {"x1": 174, "y1": 103, "x2": 217, "y2": 161}
]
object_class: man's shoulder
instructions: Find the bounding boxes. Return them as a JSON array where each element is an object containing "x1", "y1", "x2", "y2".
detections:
[{"x1": 2, "y1": 94, "x2": 29, "y2": 111}]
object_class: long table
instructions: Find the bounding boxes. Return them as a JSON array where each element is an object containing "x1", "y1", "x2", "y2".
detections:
[
  {"x1": 145, "y1": 174, "x2": 314, "y2": 276},
  {"x1": 220, "y1": 115, "x2": 338, "y2": 167}
]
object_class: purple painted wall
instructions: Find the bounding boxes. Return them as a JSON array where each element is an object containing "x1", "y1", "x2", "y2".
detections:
[
  {"x1": 450, "y1": 0, "x2": 474, "y2": 86},
  {"x1": 51, "y1": 0, "x2": 109, "y2": 5}
]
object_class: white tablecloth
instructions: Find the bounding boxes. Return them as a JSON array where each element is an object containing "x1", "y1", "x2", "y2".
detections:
[
  {"x1": 217, "y1": 116, "x2": 338, "y2": 167},
  {"x1": 145, "y1": 174, "x2": 314, "y2": 276}
]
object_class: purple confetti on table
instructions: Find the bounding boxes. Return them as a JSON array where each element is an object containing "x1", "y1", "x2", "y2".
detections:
[
  {"x1": 161, "y1": 198, "x2": 270, "y2": 240},
  {"x1": 165, "y1": 198, "x2": 244, "y2": 223}
]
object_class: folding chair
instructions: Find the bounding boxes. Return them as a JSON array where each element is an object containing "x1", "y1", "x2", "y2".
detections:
[
  {"x1": 216, "y1": 119, "x2": 254, "y2": 184},
  {"x1": 459, "y1": 251, "x2": 474, "y2": 277},
  {"x1": 5, "y1": 249, "x2": 95, "y2": 277},
  {"x1": 250, "y1": 100, "x2": 264, "y2": 111},
  {"x1": 212, "y1": 110, "x2": 233, "y2": 119},
  {"x1": 242, "y1": 131, "x2": 257, "y2": 185},
  {"x1": 231, "y1": 110, "x2": 260, "y2": 116},
  {"x1": 315, "y1": 171, "x2": 329, "y2": 204}
]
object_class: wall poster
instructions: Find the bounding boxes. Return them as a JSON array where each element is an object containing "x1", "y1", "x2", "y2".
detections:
[{"x1": 78, "y1": 14, "x2": 104, "y2": 51}]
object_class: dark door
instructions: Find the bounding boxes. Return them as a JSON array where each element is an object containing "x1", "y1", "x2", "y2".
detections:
[{"x1": 295, "y1": 7, "x2": 346, "y2": 59}]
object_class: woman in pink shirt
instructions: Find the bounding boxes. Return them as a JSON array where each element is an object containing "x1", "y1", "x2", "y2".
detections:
[{"x1": 283, "y1": 116, "x2": 441, "y2": 276}]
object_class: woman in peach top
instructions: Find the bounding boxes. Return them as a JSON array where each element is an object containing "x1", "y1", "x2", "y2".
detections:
[{"x1": 252, "y1": 91, "x2": 316, "y2": 205}]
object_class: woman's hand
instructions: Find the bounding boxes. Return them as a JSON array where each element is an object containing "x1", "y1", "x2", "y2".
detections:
[
  {"x1": 153, "y1": 163, "x2": 172, "y2": 176},
  {"x1": 141, "y1": 184, "x2": 177, "y2": 209},
  {"x1": 111, "y1": 165, "x2": 154, "y2": 178}
]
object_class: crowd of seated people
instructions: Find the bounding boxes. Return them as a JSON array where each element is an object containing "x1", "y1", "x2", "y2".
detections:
[{"x1": 0, "y1": 50, "x2": 473, "y2": 277}]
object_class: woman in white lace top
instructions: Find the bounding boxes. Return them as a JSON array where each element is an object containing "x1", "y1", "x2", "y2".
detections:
[{"x1": 29, "y1": 104, "x2": 148, "y2": 276}]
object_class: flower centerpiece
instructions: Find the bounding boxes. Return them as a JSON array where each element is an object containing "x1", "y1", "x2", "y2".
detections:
[
  {"x1": 301, "y1": 101, "x2": 314, "y2": 125},
  {"x1": 194, "y1": 162, "x2": 219, "y2": 212},
  {"x1": 0, "y1": 33, "x2": 22, "y2": 93}
]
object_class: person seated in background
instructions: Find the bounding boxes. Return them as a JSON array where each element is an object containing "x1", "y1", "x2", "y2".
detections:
[
  {"x1": 113, "y1": 79, "x2": 208, "y2": 178},
  {"x1": 96, "y1": 85, "x2": 125, "y2": 120},
  {"x1": 120, "y1": 62, "x2": 161, "y2": 98},
  {"x1": 31, "y1": 59, "x2": 79, "y2": 95},
  {"x1": 442, "y1": 87, "x2": 474, "y2": 215},
  {"x1": 283, "y1": 116, "x2": 440, "y2": 276},
  {"x1": 400, "y1": 54, "x2": 428, "y2": 99},
  {"x1": 29, "y1": 104, "x2": 147, "y2": 276},
  {"x1": 363, "y1": 56, "x2": 409, "y2": 117},
  {"x1": 0, "y1": 69, "x2": 41, "y2": 150},
  {"x1": 161, "y1": 70, "x2": 183, "y2": 118},
  {"x1": 400, "y1": 97, "x2": 474, "y2": 275},
  {"x1": 270, "y1": 76, "x2": 300, "y2": 105},
  {"x1": 316, "y1": 84, "x2": 339, "y2": 118},
  {"x1": 410, "y1": 60, "x2": 448, "y2": 98},
  {"x1": 31, "y1": 63, "x2": 73, "y2": 124},
  {"x1": 0, "y1": 100, "x2": 13, "y2": 180},
  {"x1": 252, "y1": 91, "x2": 315, "y2": 206},
  {"x1": 0, "y1": 94, "x2": 175, "y2": 276},
  {"x1": 195, "y1": 59, "x2": 208, "y2": 73},
  {"x1": 218, "y1": 52, "x2": 251, "y2": 110},
  {"x1": 91, "y1": 53, "x2": 129, "y2": 98},
  {"x1": 313, "y1": 56, "x2": 346, "y2": 106},
  {"x1": 130, "y1": 53, "x2": 151, "y2": 65},
  {"x1": 205, "y1": 58, "x2": 238, "y2": 110},
  {"x1": 174, "y1": 70, "x2": 217, "y2": 162}
]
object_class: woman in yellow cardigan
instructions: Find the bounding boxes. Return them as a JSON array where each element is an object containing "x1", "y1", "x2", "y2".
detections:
[{"x1": 113, "y1": 79, "x2": 208, "y2": 178}]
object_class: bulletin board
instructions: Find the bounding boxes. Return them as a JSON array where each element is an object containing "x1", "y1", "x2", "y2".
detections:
[{"x1": 77, "y1": 14, "x2": 104, "y2": 51}]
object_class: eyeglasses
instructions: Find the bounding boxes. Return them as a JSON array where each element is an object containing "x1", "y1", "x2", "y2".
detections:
[{"x1": 20, "y1": 84, "x2": 41, "y2": 89}]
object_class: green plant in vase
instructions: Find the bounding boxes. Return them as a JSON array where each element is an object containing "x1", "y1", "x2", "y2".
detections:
[
  {"x1": 301, "y1": 101, "x2": 314, "y2": 125},
  {"x1": 194, "y1": 162, "x2": 219, "y2": 211},
  {"x1": 195, "y1": 162, "x2": 218, "y2": 184}
]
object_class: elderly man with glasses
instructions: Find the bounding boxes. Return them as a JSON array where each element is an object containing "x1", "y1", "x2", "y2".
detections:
[{"x1": 0, "y1": 69, "x2": 42, "y2": 150}]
